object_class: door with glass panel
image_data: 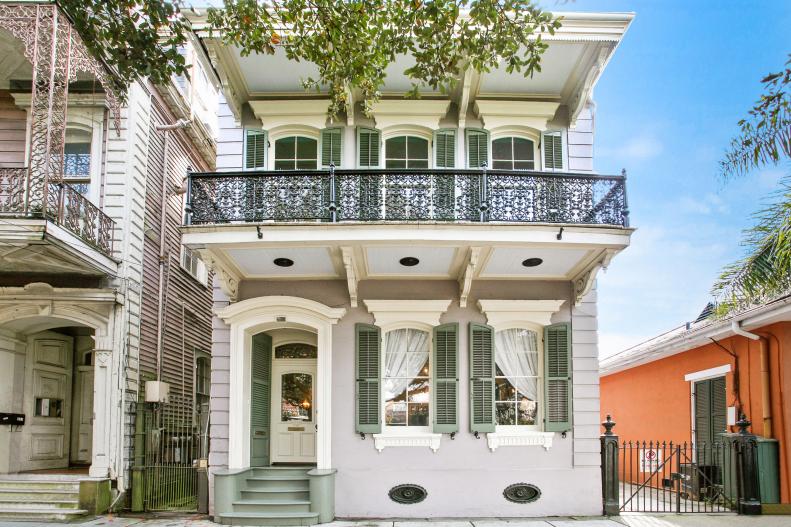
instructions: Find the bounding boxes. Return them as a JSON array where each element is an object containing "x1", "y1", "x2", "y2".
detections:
[{"x1": 271, "y1": 343, "x2": 317, "y2": 464}]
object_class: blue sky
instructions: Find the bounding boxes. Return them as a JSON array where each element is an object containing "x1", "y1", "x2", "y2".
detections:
[{"x1": 552, "y1": 0, "x2": 791, "y2": 356}]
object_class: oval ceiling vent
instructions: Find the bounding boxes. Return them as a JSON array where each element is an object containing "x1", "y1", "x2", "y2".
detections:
[
  {"x1": 503, "y1": 483, "x2": 541, "y2": 504},
  {"x1": 388, "y1": 484, "x2": 427, "y2": 504}
]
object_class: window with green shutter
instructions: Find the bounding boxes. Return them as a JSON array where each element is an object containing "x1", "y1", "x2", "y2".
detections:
[
  {"x1": 542, "y1": 131, "x2": 563, "y2": 170},
  {"x1": 356, "y1": 323, "x2": 381, "y2": 434},
  {"x1": 433, "y1": 323, "x2": 458, "y2": 434},
  {"x1": 434, "y1": 129, "x2": 456, "y2": 168},
  {"x1": 544, "y1": 323, "x2": 572, "y2": 432},
  {"x1": 250, "y1": 333, "x2": 272, "y2": 466},
  {"x1": 358, "y1": 127, "x2": 380, "y2": 168},
  {"x1": 469, "y1": 323, "x2": 495, "y2": 434},
  {"x1": 321, "y1": 128, "x2": 343, "y2": 167},
  {"x1": 466, "y1": 129, "x2": 489, "y2": 169},
  {"x1": 694, "y1": 376, "x2": 727, "y2": 446},
  {"x1": 244, "y1": 129, "x2": 267, "y2": 170}
]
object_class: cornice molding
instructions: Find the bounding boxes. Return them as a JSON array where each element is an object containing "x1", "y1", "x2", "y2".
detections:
[
  {"x1": 363, "y1": 299, "x2": 452, "y2": 331},
  {"x1": 477, "y1": 299, "x2": 565, "y2": 329}
]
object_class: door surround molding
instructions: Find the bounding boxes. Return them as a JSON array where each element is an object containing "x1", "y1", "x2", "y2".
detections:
[{"x1": 217, "y1": 296, "x2": 346, "y2": 470}]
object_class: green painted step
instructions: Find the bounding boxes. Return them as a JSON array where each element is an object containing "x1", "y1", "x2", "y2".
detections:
[
  {"x1": 245, "y1": 476, "x2": 310, "y2": 491},
  {"x1": 0, "y1": 489, "x2": 79, "y2": 501},
  {"x1": 232, "y1": 499, "x2": 311, "y2": 513},
  {"x1": 0, "y1": 498, "x2": 80, "y2": 510},
  {"x1": 0, "y1": 480, "x2": 79, "y2": 491},
  {"x1": 219, "y1": 511, "x2": 319, "y2": 526},
  {"x1": 240, "y1": 488, "x2": 310, "y2": 501},
  {"x1": 0, "y1": 508, "x2": 89, "y2": 521}
]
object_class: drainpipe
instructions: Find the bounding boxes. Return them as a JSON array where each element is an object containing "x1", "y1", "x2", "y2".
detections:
[
  {"x1": 733, "y1": 320, "x2": 772, "y2": 438},
  {"x1": 154, "y1": 119, "x2": 190, "y2": 381}
]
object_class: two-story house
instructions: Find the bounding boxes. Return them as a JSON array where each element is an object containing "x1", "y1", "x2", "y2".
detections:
[
  {"x1": 184, "y1": 10, "x2": 634, "y2": 524},
  {"x1": 0, "y1": 1, "x2": 217, "y2": 520}
]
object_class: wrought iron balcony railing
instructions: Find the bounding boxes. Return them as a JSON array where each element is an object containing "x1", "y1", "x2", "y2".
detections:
[
  {"x1": 186, "y1": 167, "x2": 629, "y2": 227},
  {"x1": 0, "y1": 167, "x2": 114, "y2": 257}
]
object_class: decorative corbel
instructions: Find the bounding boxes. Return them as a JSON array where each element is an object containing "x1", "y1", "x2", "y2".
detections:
[
  {"x1": 572, "y1": 249, "x2": 617, "y2": 305},
  {"x1": 341, "y1": 246, "x2": 358, "y2": 308},
  {"x1": 569, "y1": 44, "x2": 612, "y2": 128},
  {"x1": 198, "y1": 250, "x2": 240, "y2": 302},
  {"x1": 458, "y1": 247, "x2": 481, "y2": 308},
  {"x1": 344, "y1": 84, "x2": 355, "y2": 127}
]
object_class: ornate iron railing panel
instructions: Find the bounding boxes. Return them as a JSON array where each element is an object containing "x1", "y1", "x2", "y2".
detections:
[
  {"x1": 187, "y1": 168, "x2": 629, "y2": 227},
  {"x1": 0, "y1": 167, "x2": 114, "y2": 257}
]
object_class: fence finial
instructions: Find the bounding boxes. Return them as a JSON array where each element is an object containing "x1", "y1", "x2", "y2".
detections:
[
  {"x1": 736, "y1": 413, "x2": 752, "y2": 435},
  {"x1": 602, "y1": 414, "x2": 616, "y2": 436}
]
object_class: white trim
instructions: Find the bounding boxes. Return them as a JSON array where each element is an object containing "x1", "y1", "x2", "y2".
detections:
[
  {"x1": 475, "y1": 101, "x2": 559, "y2": 133},
  {"x1": 363, "y1": 299, "x2": 452, "y2": 332},
  {"x1": 371, "y1": 100, "x2": 450, "y2": 131},
  {"x1": 249, "y1": 99, "x2": 329, "y2": 130},
  {"x1": 486, "y1": 431, "x2": 554, "y2": 452},
  {"x1": 217, "y1": 296, "x2": 345, "y2": 470},
  {"x1": 478, "y1": 299, "x2": 565, "y2": 329},
  {"x1": 373, "y1": 432, "x2": 442, "y2": 453},
  {"x1": 684, "y1": 364, "x2": 731, "y2": 382}
]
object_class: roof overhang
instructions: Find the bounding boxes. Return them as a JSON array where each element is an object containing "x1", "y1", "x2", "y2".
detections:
[
  {"x1": 188, "y1": 11, "x2": 633, "y2": 125},
  {"x1": 600, "y1": 296, "x2": 791, "y2": 376}
]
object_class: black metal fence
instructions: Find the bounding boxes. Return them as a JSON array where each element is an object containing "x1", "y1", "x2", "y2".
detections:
[
  {"x1": 618, "y1": 440, "x2": 737, "y2": 513},
  {"x1": 185, "y1": 166, "x2": 629, "y2": 227}
]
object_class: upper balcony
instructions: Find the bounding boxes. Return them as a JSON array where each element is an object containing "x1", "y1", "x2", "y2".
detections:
[{"x1": 186, "y1": 167, "x2": 628, "y2": 227}]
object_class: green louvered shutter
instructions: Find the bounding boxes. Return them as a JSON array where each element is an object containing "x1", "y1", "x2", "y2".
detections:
[
  {"x1": 710, "y1": 376, "x2": 727, "y2": 440},
  {"x1": 543, "y1": 131, "x2": 563, "y2": 170},
  {"x1": 245, "y1": 129, "x2": 267, "y2": 170},
  {"x1": 466, "y1": 129, "x2": 489, "y2": 168},
  {"x1": 469, "y1": 323, "x2": 495, "y2": 433},
  {"x1": 544, "y1": 323, "x2": 572, "y2": 432},
  {"x1": 433, "y1": 323, "x2": 459, "y2": 434},
  {"x1": 434, "y1": 129, "x2": 456, "y2": 168},
  {"x1": 356, "y1": 323, "x2": 381, "y2": 434},
  {"x1": 694, "y1": 377, "x2": 727, "y2": 446},
  {"x1": 250, "y1": 333, "x2": 272, "y2": 466},
  {"x1": 321, "y1": 128, "x2": 343, "y2": 167},
  {"x1": 358, "y1": 128, "x2": 380, "y2": 168}
]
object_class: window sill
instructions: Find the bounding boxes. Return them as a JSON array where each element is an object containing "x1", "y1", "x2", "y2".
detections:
[
  {"x1": 373, "y1": 432, "x2": 442, "y2": 453},
  {"x1": 486, "y1": 431, "x2": 554, "y2": 452}
]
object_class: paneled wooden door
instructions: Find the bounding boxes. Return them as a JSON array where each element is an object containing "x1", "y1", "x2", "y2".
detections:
[
  {"x1": 19, "y1": 332, "x2": 74, "y2": 472},
  {"x1": 271, "y1": 360, "x2": 317, "y2": 464}
]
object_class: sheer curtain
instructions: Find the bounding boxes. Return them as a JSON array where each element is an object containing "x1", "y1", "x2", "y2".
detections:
[
  {"x1": 495, "y1": 328, "x2": 539, "y2": 400},
  {"x1": 383, "y1": 328, "x2": 429, "y2": 401}
]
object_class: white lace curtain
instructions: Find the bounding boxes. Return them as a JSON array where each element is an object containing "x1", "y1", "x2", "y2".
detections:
[
  {"x1": 383, "y1": 328, "x2": 429, "y2": 401},
  {"x1": 495, "y1": 328, "x2": 539, "y2": 400}
]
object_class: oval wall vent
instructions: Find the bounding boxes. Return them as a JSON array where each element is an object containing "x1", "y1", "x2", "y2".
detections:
[
  {"x1": 503, "y1": 483, "x2": 541, "y2": 503},
  {"x1": 389, "y1": 484, "x2": 427, "y2": 504}
]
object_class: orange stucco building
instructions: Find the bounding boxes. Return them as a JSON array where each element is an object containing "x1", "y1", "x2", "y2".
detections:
[{"x1": 600, "y1": 298, "x2": 791, "y2": 507}]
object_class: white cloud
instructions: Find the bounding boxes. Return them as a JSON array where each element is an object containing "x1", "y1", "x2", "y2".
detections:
[{"x1": 676, "y1": 193, "x2": 729, "y2": 216}]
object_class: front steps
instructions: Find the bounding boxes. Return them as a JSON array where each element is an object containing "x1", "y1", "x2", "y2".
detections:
[
  {"x1": 219, "y1": 466, "x2": 319, "y2": 526},
  {"x1": 0, "y1": 475, "x2": 89, "y2": 521}
]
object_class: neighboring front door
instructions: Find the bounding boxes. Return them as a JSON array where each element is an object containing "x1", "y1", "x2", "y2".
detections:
[
  {"x1": 271, "y1": 359, "x2": 317, "y2": 464},
  {"x1": 19, "y1": 332, "x2": 74, "y2": 472},
  {"x1": 70, "y1": 348, "x2": 94, "y2": 464}
]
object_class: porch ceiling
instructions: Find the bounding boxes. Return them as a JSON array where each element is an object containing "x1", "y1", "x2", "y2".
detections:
[{"x1": 181, "y1": 222, "x2": 632, "y2": 305}]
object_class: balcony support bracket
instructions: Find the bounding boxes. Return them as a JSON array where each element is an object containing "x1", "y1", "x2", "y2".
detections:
[
  {"x1": 199, "y1": 250, "x2": 240, "y2": 302},
  {"x1": 341, "y1": 246, "x2": 358, "y2": 308},
  {"x1": 572, "y1": 249, "x2": 616, "y2": 305},
  {"x1": 458, "y1": 246, "x2": 481, "y2": 308}
]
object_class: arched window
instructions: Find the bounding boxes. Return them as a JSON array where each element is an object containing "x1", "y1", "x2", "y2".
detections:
[
  {"x1": 385, "y1": 136, "x2": 429, "y2": 168},
  {"x1": 494, "y1": 327, "x2": 541, "y2": 428},
  {"x1": 274, "y1": 136, "x2": 318, "y2": 170},
  {"x1": 492, "y1": 137, "x2": 535, "y2": 170},
  {"x1": 383, "y1": 328, "x2": 430, "y2": 427}
]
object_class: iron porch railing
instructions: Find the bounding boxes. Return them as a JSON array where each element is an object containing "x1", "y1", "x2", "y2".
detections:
[
  {"x1": 185, "y1": 166, "x2": 629, "y2": 227},
  {"x1": 0, "y1": 167, "x2": 115, "y2": 257}
]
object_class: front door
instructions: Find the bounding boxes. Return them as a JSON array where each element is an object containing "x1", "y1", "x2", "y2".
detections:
[
  {"x1": 271, "y1": 360, "x2": 317, "y2": 464},
  {"x1": 19, "y1": 331, "x2": 74, "y2": 472}
]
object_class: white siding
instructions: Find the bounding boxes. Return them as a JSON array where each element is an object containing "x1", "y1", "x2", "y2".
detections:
[
  {"x1": 567, "y1": 103, "x2": 595, "y2": 172},
  {"x1": 216, "y1": 95, "x2": 244, "y2": 171}
]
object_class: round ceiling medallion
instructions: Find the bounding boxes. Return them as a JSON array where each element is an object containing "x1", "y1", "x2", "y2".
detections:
[
  {"x1": 399, "y1": 256, "x2": 420, "y2": 267},
  {"x1": 521, "y1": 258, "x2": 543, "y2": 267},
  {"x1": 389, "y1": 484, "x2": 427, "y2": 504},
  {"x1": 273, "y1": 257, "x2": 294, "y2": 267},
  {"x1": 503, "y1": 483, "x2": 541, "y2": 503}
]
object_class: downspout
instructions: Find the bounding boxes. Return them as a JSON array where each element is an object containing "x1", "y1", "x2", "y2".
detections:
[
  {"x1": 154, "y1": 119, "x2": 190, "y2": 381},
  {"x1": 733, "y1": 320, "x2": 772, "y2": 438}
]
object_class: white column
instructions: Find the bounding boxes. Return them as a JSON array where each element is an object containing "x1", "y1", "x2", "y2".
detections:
[
  {"x1": 343, "y1": 125, "x2": 356, "y2": 168},
  {"x1": 228, "y1": 327, "x2": 251, "y2": 469},
  {"x1": 89, "y1": 347, "x2": 113, "y2": 478},
  {"x1": 316, "y1": 324, "x2": 332, "y2": 469}
]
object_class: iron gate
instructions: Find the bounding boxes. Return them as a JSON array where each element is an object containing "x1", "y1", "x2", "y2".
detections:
[
  {"x1": 138, "y1": 401, "x2": 209, "y2": 511},
  {"x1": 618, "y1": 440, "x2": 738, "y2": 513}
]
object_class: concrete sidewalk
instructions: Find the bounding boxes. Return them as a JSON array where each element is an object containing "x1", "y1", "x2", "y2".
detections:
[{"x1": 1, "y1": 515, "x2": 790, "y2": 527}]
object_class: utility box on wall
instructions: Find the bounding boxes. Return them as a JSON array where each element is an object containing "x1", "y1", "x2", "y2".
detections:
[{"x1": 145, "y1": 381, "x2": 170, "y2": 403}]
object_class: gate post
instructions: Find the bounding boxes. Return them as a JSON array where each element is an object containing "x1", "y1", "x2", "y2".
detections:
[
  {"x1": 735, "y1": 414, "x2": 762, "y2": 515},
  {"x1": 601, "y1": 414, "x2": 619, "y2": 515}
]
